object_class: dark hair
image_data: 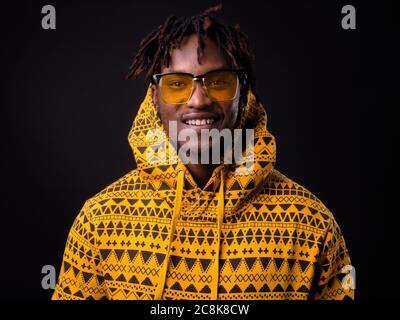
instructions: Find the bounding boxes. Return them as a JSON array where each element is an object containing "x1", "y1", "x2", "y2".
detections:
[{"x1": 126, "y1": 4, "x2": 258, "y2": 106}]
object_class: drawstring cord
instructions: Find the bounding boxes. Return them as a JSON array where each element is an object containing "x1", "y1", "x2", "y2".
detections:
[
  {"x1": 154, "y1": 168, "x2": 225, "y2": 300},
  {"x1": 154, "y1": 169, "x2": 184, "y2": 300},
  {"x1": 212, "y1": 169, "x2": 225, "y2": 300}
]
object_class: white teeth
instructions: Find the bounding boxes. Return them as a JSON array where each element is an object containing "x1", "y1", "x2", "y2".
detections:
[{"x1": 185, "y1": 118, "x2": 215, "y2": 126}]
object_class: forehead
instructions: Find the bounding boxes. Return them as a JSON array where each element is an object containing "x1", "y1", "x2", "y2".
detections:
[{"x1": 162, "y1": 34, "x2": 229, "y2": 74}]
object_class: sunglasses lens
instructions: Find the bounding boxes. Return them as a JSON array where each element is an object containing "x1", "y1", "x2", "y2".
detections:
[
  {"x1": 204, "y1": 71, "x2": 238, "y2": 102},
  {"x1": 158, "y1": 71, "x2": 239, "y2": 104},
  {"x1": 159, "y1": 74, "x2": 193, "y2": 104}
]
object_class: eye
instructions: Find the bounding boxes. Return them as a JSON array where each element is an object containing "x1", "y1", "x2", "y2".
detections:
[
  {"x1": 167, "y1": 80, "x2": 189, "y2": 89},
  {"x1": 209, "y1": 79, "x2": 228, "y2": 86}
]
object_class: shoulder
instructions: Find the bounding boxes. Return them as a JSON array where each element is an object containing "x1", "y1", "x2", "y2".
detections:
[
  {"x1": 92, "y1": 168, "x2": 143, "y2": 198},
  {"x1": 260, "y1": 168, "x2": 336, "y2": 229},
  {"x1": 79, "y1": 169, "x2": 145, "y2": 220}
]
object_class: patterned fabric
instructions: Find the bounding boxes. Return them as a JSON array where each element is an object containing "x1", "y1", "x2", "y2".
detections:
[{"x1": 52, "y1": 86, "x2": 354, "y2": 300}]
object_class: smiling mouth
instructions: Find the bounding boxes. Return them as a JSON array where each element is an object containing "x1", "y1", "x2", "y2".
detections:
[
  {"x1": 181, "y1": 112, "x2": 220, "y2": 127},
  {"x1": 183, "y1": 118, "x2": 215, "y2": 126}
]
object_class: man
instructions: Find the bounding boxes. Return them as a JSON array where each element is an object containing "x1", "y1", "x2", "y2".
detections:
[{"x1": 52, "y1": 5, "x2": 354, "y2": 300}]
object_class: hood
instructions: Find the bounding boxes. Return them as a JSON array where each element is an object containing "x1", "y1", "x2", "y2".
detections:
[
  {"x1": 128, "y1": 86, "x2": 276, "y2": 299},
  {"x1": 128, "y1": 85, "x2": 276, "y2": 204}
]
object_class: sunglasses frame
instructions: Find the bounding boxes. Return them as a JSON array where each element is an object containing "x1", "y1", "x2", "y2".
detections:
[{"x1": 152, "y1": 69, "x2": 246, "y2": 104}]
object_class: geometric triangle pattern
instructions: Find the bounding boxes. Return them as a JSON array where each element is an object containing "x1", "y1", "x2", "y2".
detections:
[{"x1": 52, "y1": 87, "x2": 353, "y2": 300}]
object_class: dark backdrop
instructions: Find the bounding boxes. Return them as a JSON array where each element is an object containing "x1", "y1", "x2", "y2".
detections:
[{"x1": 0, "y1": 0, "x2": 397, "y2": 300}]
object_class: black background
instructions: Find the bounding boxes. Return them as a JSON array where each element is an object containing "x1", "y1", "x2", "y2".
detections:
[{"x1": 0, "y1": 0, "x2": 397, "y2": 300}]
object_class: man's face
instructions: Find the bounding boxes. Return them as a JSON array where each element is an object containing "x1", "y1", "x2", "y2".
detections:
[{"x1": 152, "y1": 34, "x2": 240, "y2": 158}]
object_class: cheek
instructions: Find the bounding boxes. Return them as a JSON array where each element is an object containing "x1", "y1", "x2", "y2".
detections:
[
  {"x1": 222, "y1": 100, "x2": 239, "y2": 128},
  {"x1": 158, "y1": 104, "x2": 179, "y2": 130},
  {"x1": 154, "y1": 87, "x2": 178, "y2": 127}
]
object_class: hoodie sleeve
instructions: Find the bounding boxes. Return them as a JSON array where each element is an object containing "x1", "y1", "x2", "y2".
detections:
[
  {"x1": 310, "y1": 216, "x2": 355, "y2": 300},
  {"x1": 51, "y1": 201, "x2": 108, "y2": 300}
]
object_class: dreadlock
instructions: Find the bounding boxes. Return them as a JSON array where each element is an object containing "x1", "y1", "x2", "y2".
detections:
[{"x1": 126, "y1": 4, "x2": 258, "y2": 107}]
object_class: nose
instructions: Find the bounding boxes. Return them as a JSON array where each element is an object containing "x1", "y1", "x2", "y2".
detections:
[{"x1": 187, "y1": 80, "x2": 212, "y2": 109}]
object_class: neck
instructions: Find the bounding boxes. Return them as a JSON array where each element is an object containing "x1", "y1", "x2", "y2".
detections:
[{"x1": 186, "y1": 163, "x2": 217, "y2": 189}]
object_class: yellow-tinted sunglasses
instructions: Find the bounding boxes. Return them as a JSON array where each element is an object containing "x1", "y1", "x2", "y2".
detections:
[{"x1": 152, "y1": 69, "x2": 245, "y2": 104}]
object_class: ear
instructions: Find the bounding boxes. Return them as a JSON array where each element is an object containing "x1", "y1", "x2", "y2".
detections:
[
  {"x1": 152, "y1": 84, "x2": 162, "y2": 120},
  {"x1": 151, "y1": 84, "x2": 158, "y2": 105}
]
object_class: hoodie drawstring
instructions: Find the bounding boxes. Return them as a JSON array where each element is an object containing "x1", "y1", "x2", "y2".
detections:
[
  {"x1": 154, "y1": 169, "x2": 225, "y2": 300},
  {"x1": 212, "y1": 169, "x2": 225, "y2": 300},
  {"x1": 154, "y1": 169, "x2": 184, "y2": 300}
]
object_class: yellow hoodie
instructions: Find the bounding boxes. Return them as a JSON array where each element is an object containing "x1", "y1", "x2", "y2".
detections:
[{"x1": 52, "y1": 87, "x2": 354, "y2": 300}]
